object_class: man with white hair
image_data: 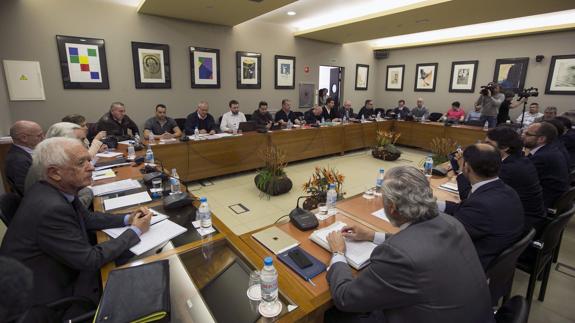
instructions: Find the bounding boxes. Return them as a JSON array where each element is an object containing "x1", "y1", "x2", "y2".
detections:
[
  {"x1": 411, "y1": 98, "x2": 429, "y2": 120},
  {"x1": 96, "y1": 101, "x2": 139, "y2": 140},
  {"x1": 0, "y1": 137, "x2": 152, "y2": 317},
  {"x1": 4, "y1": 120, "x2": 44, "y2": 195},
  {"x1": 337, "y1": 100, "x2": 356, "y2": 120},
  {"x1": 324, "y1": 166, "x2": 494, "y2": 323}
]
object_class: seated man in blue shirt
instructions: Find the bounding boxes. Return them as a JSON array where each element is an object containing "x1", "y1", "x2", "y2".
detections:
[
  {"x1": 185, "y1": 101, "x2": 216, "y2": 135},
  {"x1": 143, "y1": 104, "x2": 182, "y2": 139}
]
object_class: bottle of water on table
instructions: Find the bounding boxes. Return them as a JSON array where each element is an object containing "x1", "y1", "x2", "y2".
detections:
[
  {"x1": 170, "y1": 168, "x2": 180, "y2": 194},
  {"x1": 145, "y1": 143, "x2": 154, "y2": 165},
  {"x1": 375, "y1": 168, "x2": 385, "y2": 193},
  {"x1": 194, "y1": 126, "x2": 200, "y2": 140},
  {"x1": 198, "y1": 197, "x2": 212, "y2": 229},
  {"x1": 127, "y1": 142, "x2": 136, "y2": 160},
  {"x1": 424, "y1": 155, "x2": 434, "y2": 177},
  {"x1": 326, "y1": 183, "x2": 337, "y2": 214},
  {"x1": 260, "y1": 257, "x2": 278, "y2": 310}
]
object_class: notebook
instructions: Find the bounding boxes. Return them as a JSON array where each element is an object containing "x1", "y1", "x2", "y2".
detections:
[
  {"x1": 439, "y1": 182, "x2": 459, "y2": 194},
  {"x1": 277, "y1": 247, "x2": 326, "y2": 282},
  {"x1": 252, "y1": 226, "x2": 300, "y2": 255},
  {"x1": 309, "y1": 221, "x2": 377, "y2": 270}
]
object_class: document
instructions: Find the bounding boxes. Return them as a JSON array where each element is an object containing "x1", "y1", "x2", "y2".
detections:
[
  {"x1": 129, "y1": 220, "x2": 187, "y2": 256},
  {"x1": 95, "y1": 151, "x2": 124, "y2": 158},
  {"x1": 252, "y1": 226, "x2": 300, "y2": 255},
  {"x1": 91, "y1": 169, "x2": 116, "y2": 181},
  {"x1": 371, "y1": 208, "x2": 389, "y2": 222},
  {"x1": 309, "y1": 221, "x2": 377, "y2": 270},
  {"x1": 104, "y1": 191, "x2": 151, "y2": 211},
  {"x1": 90, "y1": 179, "x2": 141, "y2": 196},
  {"x1": 103, "y1": 210, "x2": 168, "y2": 238},
  {"x1": 94, "y1": 162, "x2": 131, "y2": 171},
  {"x1": 117, "y1": 140, "x2": 134, "y2": 145},
  {"x1": 439, "y1": 182, "x2": 458, "y2": 194},
  {"x1": 206, "y1": 133, "x2": 233, "y2": 140}
]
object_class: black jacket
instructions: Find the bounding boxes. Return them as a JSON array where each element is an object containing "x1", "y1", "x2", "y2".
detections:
[
  {"x1": 322, "y1": 106, "x2": 340, "y2": 121},
  {"x1": 251, "y1": 109, "x2": 274, "y2": 129},
  {"x1": 96, "y1": 112, "x2": 139, "y2": 139},
  {"x1": 560, "y1": 129, "x2": 575, "y2": 170},
  {"x1": 184, "y1": 111, "x2": 216, "y2": 134},
  {"x1": 304, "y1": 109, "x2": 322, "y2": 124},
  {"x1": 456, "y1": 154, "x2": 546, "y2": 233},
  {"x1": 327, "y1": 214, "x2": 494, "y2": 323},
  {"x1": 4, "y1": 145, "x2": 32, "y2": 195},
  {"x1": 0, "y1": 182, "x2": 140, "y2": 306},
  {"x1": 445, "y1": 179, "x2": 524, "y2": 269},
  {"x1": 357, "y1": 107, "x2": 375, "y2": 119},
  {"x1": 274, "y1": 109, "x2": 298, "y2": 123},
  {"x1": 338, "y1": 107, "x2": 356, "y2": 119},
  {"x1": 528, "y1": 144, "x2": 570, "y2": 208},
  {"x1": 392, "y1": 106, "x2": 412, "y2": 119}
]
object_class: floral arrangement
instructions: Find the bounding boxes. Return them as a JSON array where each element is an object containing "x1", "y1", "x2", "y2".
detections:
[
  {"x1": 376, "y1": 130, "x2": 401, "y2": 147},
  {"x1": 255, "y1": 145, "x2": 292, "y2": 198},
  {"x1": 302, "y1": 166, "x2": 345, "y2": 200},
  {"x1": 429, "y1": 137, "x2": 458, "y2": 164},
  {"x1": 372, "y1": 130, "x2": 401, "y2": 161}
]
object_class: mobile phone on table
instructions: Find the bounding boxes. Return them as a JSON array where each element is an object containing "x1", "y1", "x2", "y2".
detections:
[{"x1": 288, "y1": 249, "x2": 313, "y2": 269}]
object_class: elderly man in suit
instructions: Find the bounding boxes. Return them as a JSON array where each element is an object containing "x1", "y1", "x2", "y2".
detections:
[
  {"x1": 522, "y1": 122, "x2": 570, "y2": 208},
  {"x1": 338, "y1": 100, "x2": 356, "y2": 120},
  {"x1": 439, "y1": 144, "x2": 524, "y2": 270},
  {"x1": 325, "y1": 166, "x2": 494, "y2": 323},
  {"x1": 0, "y1": 137, "x2": 152, "y2": 319},
  {"x1": 4, "y1": 120, "x2": 44, "y2": 195}
]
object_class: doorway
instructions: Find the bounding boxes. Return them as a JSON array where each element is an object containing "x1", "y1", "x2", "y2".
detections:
[{"x1": 319, "y1": 65, "x2": 344, "y2": 106}]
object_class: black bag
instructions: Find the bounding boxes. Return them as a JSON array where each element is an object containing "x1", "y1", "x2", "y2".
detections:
[{"x1": 94, "y1": 260, "x2": 170, "y2": 323}]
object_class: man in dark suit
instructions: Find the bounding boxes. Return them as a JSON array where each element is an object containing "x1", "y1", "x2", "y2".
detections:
[
  {"x1": 338, "y1": 100, "x2": 356, "y2": 120},
  {"x1": 96, "y1": 102, "x2": 140, "y2": 140},
  {"x1": 4, "y1": 120, "x2": 44, "y2": 195},
  {"x1": 304, "y1": 105, "x2": 324, "y2": 125},
  {"x1": 325, "y1": 166, "x2": 494, "y2": 323},
  {"x1": 391, "y1": 99, "x2": 412, "y2": 120},
  {"x1": 556, "y1": 116, "x2": 575, "y2": 169},
  {"x1": 185, "y1": 101, "x2": 217, "y2": 135},
  {"x1": 456, "y1": 127, "x2": 546, "y2": 234},
  {"x1": 522, "y1": 122, "x2": 570, "y2": 208},
  {"x1": 440, "y1": 144, "x2": 524, "y2": 269},
  {"x1": 0, "y1": 137, "x2": 152, "y2": 315},
  {"x1": 274, "y1": 99, "x2": 300, "y2": 125},
  {"x1": 322, "y1": 98, "x2": 340, "y2": 121},
  {"x1": 357, "y1": 99, "x2": 375, "y2": 120},
  {"x1": 251, "y1": 101, "x2": 275, "y2": 131}
]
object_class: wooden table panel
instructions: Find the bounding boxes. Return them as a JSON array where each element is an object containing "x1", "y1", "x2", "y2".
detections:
[
  {"x1": 393, "y1": 121, "x2": 414, "y2": 146},
  {"x1": 342, "y1": 123, "x2": 367, "y2": 151},
  {"x1": 149, "y1": 141, "x2": 189, "y2": 179},
  {"x1": 270, "y1": 127, "x2": 327, "y2": 163},
  {"x1": 406, "y1": 122, "x2": 446, "y2": 150},
  {"x1": 446, "y1": 125, "x2": 486, "y2": 147},
  {"x1": 318, "y1": 126, "x2": 344, "y2": 156}
]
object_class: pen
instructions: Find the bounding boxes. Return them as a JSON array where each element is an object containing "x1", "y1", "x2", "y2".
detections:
[{"x1": 307, "y1": 278, "x2": 316, "y2": 287}]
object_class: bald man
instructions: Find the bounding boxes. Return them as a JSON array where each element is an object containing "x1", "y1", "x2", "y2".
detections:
[
  {"x1": 338, "y1": 100, "x2": 356, "y2": 120},
  {"x1": 411, "y1": 98, "x2": 429, "y2": 120},
  {"x1": 5, "y1": 120, "x2": 44, "y2": 195},
  {"x1": 184, "y1": 101, "x2": 216, "y2": 135}
]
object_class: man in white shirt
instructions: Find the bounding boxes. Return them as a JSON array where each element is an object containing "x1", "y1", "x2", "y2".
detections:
[
  {"x1": 220, "y1": 99, "x2": 246, "y2": 133},
  {"x1": 516, "y1": 102, "x2": 543, "y2": 128}
]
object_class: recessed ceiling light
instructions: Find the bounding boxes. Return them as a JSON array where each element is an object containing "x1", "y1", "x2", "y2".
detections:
[{"x1": 287, "y1": 11, "x2": 296, "y2": 16}]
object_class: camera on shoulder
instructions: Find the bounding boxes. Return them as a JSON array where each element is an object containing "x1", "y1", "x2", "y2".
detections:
[
  {"x1": 480, "y1": 82, "x2": 497, "y2": 95},
  {"x1": 517, "y1": 87, "x2": 539, "y2": 100}
]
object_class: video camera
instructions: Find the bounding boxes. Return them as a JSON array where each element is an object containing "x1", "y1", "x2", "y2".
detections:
[
  {"x1": 480, "y1": 82, "x2": 497, "y2": 95},
  {"x1": 517, "y1": 87, "x2": 539, "y2": 100}
]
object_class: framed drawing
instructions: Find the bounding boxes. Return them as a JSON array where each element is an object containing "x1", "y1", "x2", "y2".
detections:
[
  {"x1": 275, "y1": 55, "x2": 295, "y2": 89},
  {"x1": 56, "y1": 35, "x2": 109, "y2": 89},
  {"x1": 545, "y1": 54, "x2": 575, "y2": 95},
  {"x1": 299, "y1": 83, "x2": 315, "y2": 108},
  {"x1": 236, "y1": 51, "x2": 261, "y2": 89},
  {"x1": 386, "y1": 65, "x2": 404, "y2": 91},
  {"x1": 449, "y1": 60, "x2": 478, "y2": 93},
  {"x1": 3, "y1": 60, "x2": 45, "y2": 100},
  {"x1": 414, "y1": 63, "x2": 438, "y2": 92},
  {"x1": 493, "y1": 57, "x2": 529, "y2": 93},
  {"x1": 355, "y1": 64, "x2": 369, "y2": 90},
  {"x1": 189, "y1": 46, "x2": 220, "y2": 88},
  {"x1": 131, "y1": 41, "x2": 170, "y2": 89}
]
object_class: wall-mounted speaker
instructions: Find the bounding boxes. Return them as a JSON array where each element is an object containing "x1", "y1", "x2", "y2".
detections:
[
  {"x1": 373, "y1": 49, "x2": 389, "y2": 60},
  {"x1": 535, "y1": 55, "x2": 544, "y2": 62}
]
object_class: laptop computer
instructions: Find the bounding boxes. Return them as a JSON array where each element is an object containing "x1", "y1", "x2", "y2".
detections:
[{"x1": 238, "y1": 121, "x2": 256, "y2": 132}]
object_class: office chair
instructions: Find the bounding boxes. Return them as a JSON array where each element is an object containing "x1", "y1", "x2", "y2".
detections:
[
  {"x1": 14, "y1": 296, "x2": 96, "y2": 323},
  {"x1": 547, "y1": 186, "x2": 575, "y2": 262},
  {"x1": 428, "y1": 112, "x2": 443, "y2": 122},
  {"x1": 245, "y1": 114, "x2": 252, "y2": 121},
  {"x1": 516, "y1": 205, "x2": 575, "y2": 305},
  {"x1": 0, "y1": 192, "x2": 22, "y2": 226},
  {"x1": 174, "y1": 118, "x2": 186, "y2": 130},
  {"x1": 494, "y1": 296, "x2": 529, "y2": 323},
  {"x1": 486, "y1": 228, "x2": 535, "y2": 306}
]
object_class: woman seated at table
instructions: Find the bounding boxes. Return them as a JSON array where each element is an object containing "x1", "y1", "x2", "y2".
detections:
[{"x1": 444, "y1": 101, "x2": 465, "y2": 123}]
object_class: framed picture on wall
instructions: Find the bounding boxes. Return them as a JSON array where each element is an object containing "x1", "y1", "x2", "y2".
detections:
[
  {"x1": 385, "y1": 65, "x2": 404, "y2": 91},
  {"x1": 545, "y1": 54, "x2": 575, "y2": 95},
  {"x1": 449, "y1": 60, "x2": 478, "y2": 93},
  {"x1": 131, "y1": 41, "x2": 171, "y2": 89},
  {"x1": 493, "y1": 57, "x2": 529, "y2": 93},
  {"x1": 56, "y1": 35, "x2": 109, "y2": 89},
  {"x1": 236, "y1": 51, "x2": 261, "y2": 89},
  {"x1": 189, "y1": 46, "x2": 220, "y2": 88},
  {"x1": 355, "y1": 64, "x2": 369, "y2": 90},
  {"x1": 275, "y1": 55, "x2": 295, "y2": 89},
  {"x1": 414, "y1": 63, "x2": 438, "y2": 92}
]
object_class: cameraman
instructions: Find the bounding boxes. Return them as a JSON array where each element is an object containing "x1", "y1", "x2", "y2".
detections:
[
  {"x1": 496, "y1": 91, "x2": 525, "y2": 125},
  {"x1": 475, "y1": 82, "x2": 505, "y2": 128}
]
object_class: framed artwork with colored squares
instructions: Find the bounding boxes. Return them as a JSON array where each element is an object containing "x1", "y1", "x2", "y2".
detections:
[
  {"x1": 189, "y1": 46, "x2": 220, "y2": 88},
  {"x1": 131, "y1": 41, "x2": 171, "y2": 89},
  {"x1": 56, "y1": 35, "x2": 109, "y2": 89}
]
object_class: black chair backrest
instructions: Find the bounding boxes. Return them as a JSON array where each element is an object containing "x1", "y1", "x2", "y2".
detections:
[
  {"x1": 175, "y1": 118, "x2": 186, "y2": 130},
  {"x1": 217, "y1": 115, "x2": 223, "y2": 126},
  {"x1": 0, "y1": 192, "x2": 22, "y2": 226},
  {"x1": 428, "y1": 112, "x2": 443, "y2": 122},
  {"x1": 553, "y1": 186, "x2": 575, "y2": 214},
  {"x1": 245, "y1": 114, "x2": 252, "y2": 121},
  {"x1": 486, "y1": 228, "x2": 535, "y2": 302},
  {"x1": 293, "y1": 111, "x2": 304, "y2": 119},
  {"x1": 540, "y1": 204, "x2": 575, "y2": 255},
  {"x1": 495, "y1": 295, "x2": 528, "y2": 323}
]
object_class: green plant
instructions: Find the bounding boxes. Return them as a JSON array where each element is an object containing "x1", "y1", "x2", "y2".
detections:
[
  {"x1": 429, "y1": 137, "x2": 458, "y2": 165},
  {"x1": 375, "y1": 130, "x2": 401, "y2": 148},
  {"x1": 256, "y1": 145, "x2": 289, "y2": 198},
  {"x1": 302, "y1": 166, "x2": 345, "y2": 199}
]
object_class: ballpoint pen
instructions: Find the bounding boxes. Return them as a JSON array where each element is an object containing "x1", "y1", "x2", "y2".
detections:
[{"x1": 306, "y1": 278, "x2": 316, "y2": 287}]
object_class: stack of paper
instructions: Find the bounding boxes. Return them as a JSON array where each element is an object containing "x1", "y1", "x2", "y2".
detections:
[
  {"x1": 103, "y1": 209, "x2": 168, "y2": 238},
  {"x1": 106, "y1": 219, "x2": 187, "y2": 256},
  {"x1": 91, "y1": 169, "x2": 116, "y2": 181},
  {"x1": 439, "y1": 182, "x2": 459, "y2": 194},
  {"x1": 206, "y1": 133, "x2": 233, "y2": 140},
  {"x1": 309, "y1": 221, "x2": 377, "y2": 270},
  {"x1": 90, "y1": 179, "x2": 141, "y2": 196},
  {"x1": 103, "y1": 191, "x2": 151, "y2": 211},
  {"x1": 371, "y1": 208, "x2": 389, "y2": 222},
  {"x1": 95, "y1": 151, "x2": 124, "y2": 158}
]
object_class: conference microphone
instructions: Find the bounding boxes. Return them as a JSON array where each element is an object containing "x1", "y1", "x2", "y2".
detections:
[
  {"x1": 289, "y1": 196, "x2": 319, "y2": 231},
  {"x1": 153, "y1": 157, "x2": 196, "y2": 210}
]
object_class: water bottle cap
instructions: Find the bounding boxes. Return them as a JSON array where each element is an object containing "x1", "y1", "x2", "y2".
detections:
[
  {"x1": 200, "y1": 197, "x2": 207, "y2": 202},
  {"x1": 329, "y1": 184, "x2": 335, "y2": 189},
  {"x1": 264, "y1": 257, "x2": 273, "y2": 266},
  {"x1": 379, "y1": 168, "x2": 384, "y2": 173}
]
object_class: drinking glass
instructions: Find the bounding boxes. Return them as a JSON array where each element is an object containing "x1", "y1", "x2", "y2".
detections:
[{"x1": 247, "y1": 270, "x2": 261, "y2": 301}]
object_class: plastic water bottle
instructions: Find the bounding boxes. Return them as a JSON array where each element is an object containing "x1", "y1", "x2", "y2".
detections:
[
  {"x1": 483, "y1": 121, "x2": 489, "y2": 131},
  {"x1": 127, "y1": 142, "x2": 136, "y2": 160},
  {"x1": 287, "y1": 119, "x2": 293, "y2": 129},
  {"x1": 145, "y1": 144, "x2": 154, "y2": 165},
  {"x1": 342, "y1": 115, "x2": 347, "y2": 124},
  {"x1": 170, "y1": 168, "x2": 180, "y2": 194},
  {"x1": 361, "y1": 114, "x2": 365, "y2": 123},
  {"x1": 421, "y1": 114, "x2": 426, "y2": 122},
  {"x1": 134, "y1": 134, "x2": 141, "y2": 144},
  {"x1": 326, "y1": 184, "x2": 337, "y2": 214},
  {"x1": 424, "y1": 155, "x2": 434, "y2": 177},
  {"x1": 321, "y1": 116, "x2": 325, "y2": 124},
  {"x1": 260, "y1": 257, "x2": 278, "y2": 308},
  {"x1": 194, "y1": 127, "x2": 200, "y2": 140},
  {"x1": 376, "y1": 112, "x2": 381, "y2": 120},
  {"x1": 396, "y1": 113, "x2": 400, "y2": 120},
  {"x1": 198, "y1": 197, "x2": 212, "y2": 229},
  {"x1": 375, "y1": 168, "x2": 385, "y2": 193}
]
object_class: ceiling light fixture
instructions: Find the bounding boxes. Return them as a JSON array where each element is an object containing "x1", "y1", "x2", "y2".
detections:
[
  {"x1": 370, "y1": 9, "x2": 575, "y2": 49},
  {"x1": 287, "y1": 11, "x2": 296, "y2": 16}
]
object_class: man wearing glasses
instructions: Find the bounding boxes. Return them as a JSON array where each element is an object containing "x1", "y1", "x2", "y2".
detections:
[{"x1": 5, "y1": 120, "x2": 44, "y2": 195}]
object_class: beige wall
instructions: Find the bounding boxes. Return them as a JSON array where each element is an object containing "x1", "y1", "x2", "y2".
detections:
[
  {"x1": 0, "y1": 0, "x2": 376, "y2": 134},
  {"x1": 375, "y1": 30, "x2": 575, "y2": 120}
]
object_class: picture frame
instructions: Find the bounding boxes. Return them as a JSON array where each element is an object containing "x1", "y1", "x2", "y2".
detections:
[
  {"x1": 189, "y1": 46, "x2": 220, "y2": 88},
  {"x1": 414, "y1": 63, "x2": 438, "y2": 92},
  {"x1": 449, "y1": 60, "x2": 478, "y2": 93},
  {"x1": 56, "y1": 35, "x2": 109, "y2": 89},
  {"x1": 355, "y1": 64, "x2": 369, "y2": 90},
  {"x1": 131, "y1": 41, "x2": 171, "y2": 89},
  {"x1": 3, "y1": 60, "x2": 45, "y2": 100},
  {"x1": 236, "y1": 51, "x2": 262, "y2": 89},
  {"x1": 545, "y1": 54, "x2": 575, "y2": 95},
  {"x1": 275, "y1": 55, "x2": 295, "y2": 89},
  {"x1": 493, "y1": 57, "x2": 529, "y2": 93},
  {"x1": 385, "y1": 65, "x2": 404, "y2": 91}
]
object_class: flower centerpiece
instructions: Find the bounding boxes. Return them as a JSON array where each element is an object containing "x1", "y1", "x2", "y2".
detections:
[
  {"x1": 301, "y1": 166, "x2": 345, "y2": 210},
  {"x1": 254, "y1": 145, "x2": 292, "y2": 198},
  {"x1": 372, "y1": 130, "x2": 401, "y2": 161},
  {"x1": 429, "y1": 137, "x2": 458, "y2": 165}
]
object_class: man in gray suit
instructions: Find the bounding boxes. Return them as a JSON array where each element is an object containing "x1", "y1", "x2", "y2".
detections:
[{"x1": 325, "y1": 166, "x2": 494, "y2": 323}]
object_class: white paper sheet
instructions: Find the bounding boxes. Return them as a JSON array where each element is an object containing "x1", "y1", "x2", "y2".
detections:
[
  {"x1": 103, "y1": 191, "x2": 151, "y2": 211},
  {"x1": 129, "y1": 220, "x2": 188, "y2": 256},
  {"x1": 95, "y1": 151, "x2": 124, "y2": 158},
  {"x1": 439, "y1": 182, "x2": 459, "y2": 193},
  {"x1": 371, "y1": 208, "x2": 389, "y2": 222},
  {"x1": 91, "y1": 169, "x2": 116, "y2": 181},
  {"x1": 90, "y1": 179, "x2": 141, "y2": 196},
  {"x1": 103, "y1": 210, "x2": 168, "y2": 238},
  {"x1": 94, "y1": 162, "x2": 131, "y2": 171}
]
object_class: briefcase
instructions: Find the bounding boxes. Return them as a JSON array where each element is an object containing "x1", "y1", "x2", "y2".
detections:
[{"x1": 94, "y1": 260, "x2": 170, "y2": 323}]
